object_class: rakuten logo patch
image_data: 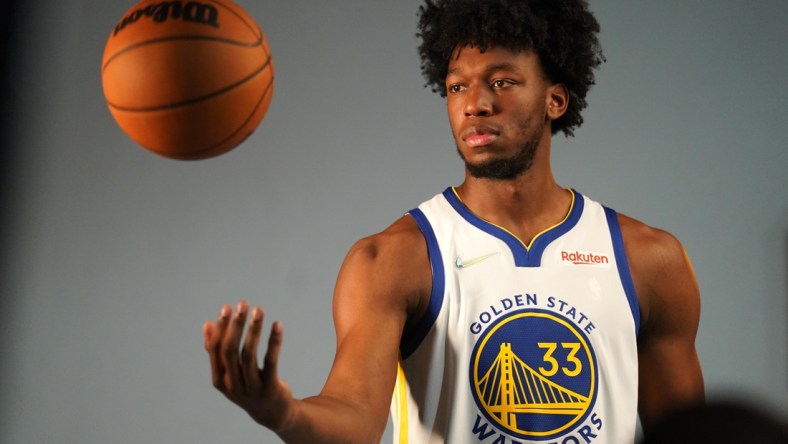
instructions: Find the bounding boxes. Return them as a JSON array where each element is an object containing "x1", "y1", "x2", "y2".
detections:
[{"x1": 561, "y1": 250, "x2": 610, "y2": 266}]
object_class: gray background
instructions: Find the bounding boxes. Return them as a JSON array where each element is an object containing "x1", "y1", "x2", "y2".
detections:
[{"x1": 1, "y1": 1, "x2": 786, "y2": 443}]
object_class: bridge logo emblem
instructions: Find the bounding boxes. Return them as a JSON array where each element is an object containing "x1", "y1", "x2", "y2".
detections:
[{"x1": 469, "y1": 309, "x2": 598, "y2": 440}]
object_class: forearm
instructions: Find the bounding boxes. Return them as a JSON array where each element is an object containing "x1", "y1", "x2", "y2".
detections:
[{"x1": 275, "y1": 395, "x2": 386, "y2": 444}]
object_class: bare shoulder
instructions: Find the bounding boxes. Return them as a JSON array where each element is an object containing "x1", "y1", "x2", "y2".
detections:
[
  {"x1": 334, "y1": 214, "x2": 432, "y2": 325},
  {"x1": 616, "y1": 212, "x2": 689, "y2": 276},
  {"x1": 343, "y1": 214, "x2": 429, "y2": 289},
  {"x1": 615, "y1": 212, "x2": 700, "y2": 335},
  {"x1": 348, "y1": 214, "x2": 427, "y2": 263}
]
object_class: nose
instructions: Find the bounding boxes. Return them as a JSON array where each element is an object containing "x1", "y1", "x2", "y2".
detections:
[{"x1": 464, "y1": 85, "x2": 494, "y2": 117}]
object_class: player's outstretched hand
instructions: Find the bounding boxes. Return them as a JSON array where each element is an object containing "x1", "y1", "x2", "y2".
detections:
[{"x1": 203, "y1": 301, "x2": 294, "y2": 431}]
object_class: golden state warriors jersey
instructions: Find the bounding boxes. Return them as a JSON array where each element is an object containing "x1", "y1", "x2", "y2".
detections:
[{"x1": 391, "y1": 188, "x2": 640, "y2": 444}]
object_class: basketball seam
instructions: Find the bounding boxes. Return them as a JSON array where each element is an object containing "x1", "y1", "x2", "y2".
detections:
[
  {"x1": 102, "y1": 35, "x2": 263, "y2": 72},
  {"x1": 205, "y1": 0, "x2": 262, "y2": 39},
  {"x1": 106, "y1": 53, "x2": 272, "y2": 112},
  {"x1": 169, "y1": 75, "x2": 273, "y2": 159}
]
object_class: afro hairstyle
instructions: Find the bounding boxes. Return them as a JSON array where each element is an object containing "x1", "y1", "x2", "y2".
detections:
[{"x1": 417, "y1": 0, "x2": 605, "y2": 136}]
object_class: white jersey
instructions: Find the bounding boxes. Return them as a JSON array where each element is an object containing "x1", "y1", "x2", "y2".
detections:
[{"x1": 391, "y1": 188, "x2": 640, "y2": 444}]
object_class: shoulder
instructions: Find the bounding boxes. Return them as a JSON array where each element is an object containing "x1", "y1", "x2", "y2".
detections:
[
  {"x1": 343, "y1": 214, "x2": 429, "y2": 286},
  {"x1": 348, "y1": 214, "x2": 426, "y2": 261},
  {"x1": 616, "y1": 212, "x2": 687, "y2": 271},
  {"x1": 335, "y1": 214, "x2": 432, "y2": 323},
  {"x1": 615, "y1": 212, "x2": 700, "y2": 334}
]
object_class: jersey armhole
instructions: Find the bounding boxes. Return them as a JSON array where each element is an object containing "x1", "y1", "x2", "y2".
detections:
[
  {"x1": 604, "y1": 207, "x2": 641, "y2": 336},
  {"x1": 399, "y1": 208, "x2": 445, "y2": 359}
]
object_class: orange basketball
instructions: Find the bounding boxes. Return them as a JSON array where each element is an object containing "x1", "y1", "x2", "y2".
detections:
[{"x1": 101, "y1": 0, "x2": 274, "y2": 160}]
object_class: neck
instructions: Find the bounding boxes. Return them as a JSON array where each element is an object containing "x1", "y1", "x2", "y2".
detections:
[{"x1": 455, "y1": 140, "x2": 571, "y2": 247}]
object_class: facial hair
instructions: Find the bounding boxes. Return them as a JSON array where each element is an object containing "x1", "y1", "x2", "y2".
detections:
[{"x1": 457, "y1": 131, "x2": 539, "y2": 180}]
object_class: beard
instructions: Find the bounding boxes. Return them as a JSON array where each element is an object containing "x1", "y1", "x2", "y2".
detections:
[{"x1": 457, "y1": 136, "x2": 538, "y2": 180}]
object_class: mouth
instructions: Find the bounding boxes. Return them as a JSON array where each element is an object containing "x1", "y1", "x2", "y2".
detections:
[{"x1": 462, "y1": 125, "x2": 500, "y2": 147}]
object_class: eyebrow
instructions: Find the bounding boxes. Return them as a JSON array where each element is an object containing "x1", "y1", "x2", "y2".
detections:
[{"x1": 447, "y1": 62, "x2": 522, "y2": 77}]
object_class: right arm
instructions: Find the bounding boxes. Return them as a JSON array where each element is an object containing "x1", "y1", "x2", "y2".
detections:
[{"x1": 203, "y1": 215, "x2": 431, "y2": 443}]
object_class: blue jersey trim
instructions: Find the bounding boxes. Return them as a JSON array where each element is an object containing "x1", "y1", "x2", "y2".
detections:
[
  {"x1": 400, "y1": 208, "x2": 445, "y2": 359},
  {"x1": 604, "y1": 207, "x2": 641, "y2": 335},
  {"x1": 442, "y1": 187, "x2": 584, "y2": 267}
]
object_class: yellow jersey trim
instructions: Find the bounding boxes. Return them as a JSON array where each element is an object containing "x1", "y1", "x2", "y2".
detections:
[{"x1": 395, "y1": 359, "x2": 409, "y2": 443}]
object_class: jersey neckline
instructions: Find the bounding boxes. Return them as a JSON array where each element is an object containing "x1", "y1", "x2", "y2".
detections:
[{"x1": 442, "y1": 187, "x2": 585, "y2": 267}]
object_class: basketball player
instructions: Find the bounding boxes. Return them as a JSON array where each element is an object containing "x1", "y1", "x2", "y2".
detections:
[{"x1": 203, "y1": 1, "x2": 705, "y2": 442}]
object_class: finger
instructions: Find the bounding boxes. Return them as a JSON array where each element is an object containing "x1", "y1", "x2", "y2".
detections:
[
  {"x1": 260, "y1": 321, "x2": 284, "y2": 387},
  {"x1": 205, "y1": 305, "x2": 232, "y2": 390},
  {"x1": 203, "y1": 320, "x2": 213, "y2": 350},
  {"x1": 221, "y1": 300, "x2": 249, "y2": 395},
  {"x1": 241, "y1": 306, "x2": 264, "y2": 391}
]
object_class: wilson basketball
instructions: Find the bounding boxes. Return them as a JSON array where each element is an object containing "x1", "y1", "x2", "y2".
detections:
[{"x1": 101, "y1": 0, "x2": 274, "y2": 160}]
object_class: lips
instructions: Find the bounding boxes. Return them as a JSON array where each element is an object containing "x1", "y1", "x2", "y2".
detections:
[{"x1": 462, "y1": 125, "x2": 500, "y2": 147}]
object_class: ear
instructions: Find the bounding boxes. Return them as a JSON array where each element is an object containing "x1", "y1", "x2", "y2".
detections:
[{"x1": 546, "y1": 83, "x2": 569, "y2": 121}]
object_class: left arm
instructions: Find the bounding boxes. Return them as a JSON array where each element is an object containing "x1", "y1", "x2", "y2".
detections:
[{"x1": 619, "y1": 214, "x2": 705, "y2": 432}]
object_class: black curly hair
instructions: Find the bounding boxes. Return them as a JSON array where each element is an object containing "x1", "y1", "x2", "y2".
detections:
[{"x1": 417, "y1": 0, "x2": 605, "y2": 137}]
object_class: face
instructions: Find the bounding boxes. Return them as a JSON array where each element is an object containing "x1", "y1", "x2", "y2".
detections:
[{"x1": 445, "y1": 46, "x2": 562, "y2": 180}]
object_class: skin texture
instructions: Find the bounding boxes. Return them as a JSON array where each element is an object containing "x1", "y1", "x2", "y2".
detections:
[{"x1": 203, "y1": 46, "x2": 704, "y2": 442}]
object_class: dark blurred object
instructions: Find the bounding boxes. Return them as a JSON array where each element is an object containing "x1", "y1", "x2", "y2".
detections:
[
  {"x1": 0, "y1": 4, "x2": 17, "y2": 229},
  {"x1": 0, "y1": 4, "x2": 18, "y2": 120},
  {"x1": 0, "y1": 4, "x2": 20, "y2": 304},
  {"x1": 642, "y1": 398, "x2": 788, "y2": 444}
]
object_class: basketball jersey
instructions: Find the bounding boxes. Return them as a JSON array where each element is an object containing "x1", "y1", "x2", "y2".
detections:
[{"x1": 391, "y1": 188, "x2": 640, "y2": 444}]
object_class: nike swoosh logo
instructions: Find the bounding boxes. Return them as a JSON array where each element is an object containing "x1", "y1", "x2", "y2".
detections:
[{"x1": 455, "y1": 251, "x2": 500, "y2": 269}]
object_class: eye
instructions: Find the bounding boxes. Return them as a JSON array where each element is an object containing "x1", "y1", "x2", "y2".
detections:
[
  {"x1": 447, "y1": 83, "x2": 465, "y2": 94},
  {"x1": 491, "y1": 79, "x2": 514, "y2": 89}
]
